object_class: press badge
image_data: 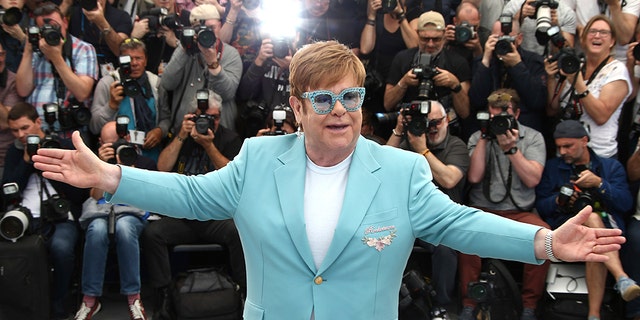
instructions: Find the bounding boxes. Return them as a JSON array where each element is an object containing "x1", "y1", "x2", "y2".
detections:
[
  {"x1": 100, "y1": 63, "x2": 116, "y2": 78},
  {"x1": 129, "y1": 130, "x2": 146, "y2": 145}
]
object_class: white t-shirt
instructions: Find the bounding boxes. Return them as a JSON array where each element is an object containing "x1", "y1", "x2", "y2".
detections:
[
  {"x1": 304, "y1": 153, "x2": 352, "y2": 269},
  {"x1": 22, "y1": 172, "x2": 61, "y2": 219},
  {"x1": 559, "y1": 59, "x2": 631, "y2": 157}
]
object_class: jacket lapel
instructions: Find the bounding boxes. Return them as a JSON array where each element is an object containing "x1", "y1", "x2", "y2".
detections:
[
  {"x1": 318, "y1": 138, "x2": 381, "y2": 274},
  {"x1": 275, "y1": 137, "x2": 316, "y2": 272}
]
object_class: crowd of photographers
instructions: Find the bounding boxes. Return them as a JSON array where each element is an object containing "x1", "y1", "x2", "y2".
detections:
[{"x1": 3, "y1": 0, "x2": 640, "y2": 319}]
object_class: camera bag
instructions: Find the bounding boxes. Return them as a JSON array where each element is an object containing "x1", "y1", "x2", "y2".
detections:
[
  {"x1": 0, "y1": 234, "x2": 49, "y2": 320},
  {"x1": 172, "y1": 267, "x2": 242, "y2": 320}
]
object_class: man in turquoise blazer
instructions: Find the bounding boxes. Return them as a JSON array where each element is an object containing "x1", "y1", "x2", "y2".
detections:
[{"x1": 33, "y1": 41, "x2": 625, "y2": 320}]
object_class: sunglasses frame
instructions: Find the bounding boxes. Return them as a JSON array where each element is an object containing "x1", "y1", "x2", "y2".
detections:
[{"x1": 301, "y1": 87, "x2": 366, "y2": 115}]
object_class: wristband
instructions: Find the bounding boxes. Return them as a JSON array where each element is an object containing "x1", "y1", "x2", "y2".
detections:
[
  {"x1": 504, "y1": 146, "x2": 518, "y2": 155},
  {"x1": 392, "y1": 128, "x2": 403, "y2": 137},
  {"x1": 176, "y1": 135, "x2": 185, "y2": 142},
  {"x1": 545, "y1": 231, "x2": 562, "y2": 262},
  {"x1": 451, "y1": 83, "x2": 462, "y2": 93},
  {"x1": 397, "y1": 81, "x2": 407, "y2": 89},
  {"x1": 366, "y1": 19, "x2": 376, "y2": 26},
  {"x1": 421, "y1": 149, "x2": 430, "y2": 157}
]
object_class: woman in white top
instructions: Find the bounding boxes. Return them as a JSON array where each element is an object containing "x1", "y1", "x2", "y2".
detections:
[{"x1": 545, "y1": 14, "x2": 631, "y2": 158}]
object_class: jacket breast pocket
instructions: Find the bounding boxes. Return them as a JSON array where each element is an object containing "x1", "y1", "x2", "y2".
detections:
[{"x1": 361, "y1": 208, "x2": 397, "y2": 224}]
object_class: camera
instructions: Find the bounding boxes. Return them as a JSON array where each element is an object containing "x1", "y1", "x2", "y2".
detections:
[
  {"x1": 41, "y1": 193, "x2": 70, "y2": 223},
  {"x1": 468, "y1": 271, "x2": 497, "y2": 304},
  {"x1": 27, "y1": 24, "x2": 62, "y2": 53},
  {"x1": 26, "y1": 134, "x2": 61, "y2": 158},
  {"x1": 81, "y1": 0, "x2": 97, "y2": 11},
  {"x1": 476, "y1": 111, "x2": 518, "y2": 139},
  {"x1": 401, "y1": 100, "x2": 431, "y2": 136},
  {"x1": 190, "y1": 90, "x2": 214, "y2": 135},
  {"x1": 58, "y1": 103, "x2": 91, "y2": 130},
  {"x1": 195, "y1": 24, "x2": 216, "y2": 48},
  {"x1": 546, "y1": 26, "x2": 581, "y2": 74},
  {"x1": 381, "y1": 0, "x2": 397, "y2": 13},
  {"x1": 181, "y1": 27, "x2": 199, "y2": 55},
  {"x1": 108, "y1": 115, "x2": 138, "y2": 166},
  {"x1": 530, "y1": 0, "x2": 558, "y2": 44},
  {"x1": 495, "y1": 15, "x2": 514, "y2": 56},
  {"x1": 557, "y1": 183, "x2": 594, "y2": 215},
  {"x1": 0, "y1": 183, "x2": 32, "y2": 243},
  {"x1": 118, "y1": 55, "x2": 142, "y2": 97},
  {"x1": 272, "y1": 37, "x2": 291, "y2": 59},
  {"x1": 398, "y1": 269, "x2": 439, "y2": 316},
  {"x1": 141, "y1": 7, "x2": 180, "y2": 32},
  {"x1": 455, "y1": 21, "x2": 476, "y2": 43},
  {"x1": 0, "y1": 6, "x2": 22, "y2": 26},
  {"x1": 263, "y1": 105, "x2": 289, "y2": 136},
  {"x1": 412, "y1": 54, "x2": 439, "y2": 100}
]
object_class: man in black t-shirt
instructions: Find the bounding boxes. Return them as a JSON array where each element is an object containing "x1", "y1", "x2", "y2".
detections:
[{"x1": 385, "y1": 11, "x2": 471, "y2": 139}]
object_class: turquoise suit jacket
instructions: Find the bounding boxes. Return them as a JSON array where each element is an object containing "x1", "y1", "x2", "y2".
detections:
[{"x1": 110, "y1": 134, "x2": 543, "y2": 320}]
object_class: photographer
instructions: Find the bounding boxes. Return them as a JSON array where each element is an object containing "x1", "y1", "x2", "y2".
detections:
[
  {"x1": 443, "y1": 2, "x2": 490, "y2": 67},
  {"x1": 161, "y1": 4, "x2": 242, "y2": 134},
  {"x1": 15, "y1": 2, "x2": 98, "y2": 135},
  {"x1": 237, "y1": 37, "x2": 293, "y2": 137},
  {"x1": 90, "y1": 38, "x2": 170, "y2": 162},
  {"x1": 0, "y1": 0, "x2": 29, "y2": 72},
  {"x1": 468, "y1": 18, "x2": 548, "y2": 142},
  {"x1": 386, "y1": 100, "x2": 469, "y2": 312},
  {"x1": 385, "y1": 11, "x2": 471, "y2": 139},
  {"x1": 2, "y1": 102, "x2": 88, "y2": 319},
  {"x1": 545, "y1": 15, "x2": 630, "y2": 159},
  {"x1": 460, "y1": 89, "x2": 549, "y2": 320},
  {"x1": 536, "y1": 120, "x2": 639, "y2": 318},
  {"x1": 130, "y1": 0, "x2": 191, "y2": 75},
  {"x1": 255, "y1": 104, "x2": 296, "y2": 136},
  {"x1": 503, "y1": 0, "x2": 576, "y2": 56},
  {"x1": 73, "y1": 121, "x2": 155, "y2": 320},
  {"x1": 68, "y1": 0, "x2": 132, "y2": 72},
  {"x1": 0, "y1": 41, "x2": 22, "y2": 182},
  {"x1": 219, "y1": 0, "x2": 263, "y2": 71},
  {"x1": 145, "y1": 89, "x2": 245, "y2": 319}
]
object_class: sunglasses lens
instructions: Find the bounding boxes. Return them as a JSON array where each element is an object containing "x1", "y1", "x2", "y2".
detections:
[
  {"x1": 313, "y1": 93, "x2": 333, "y2": 112},
  {"x1": 342, "y1": 90, "x2": 362, "y2": 109}
]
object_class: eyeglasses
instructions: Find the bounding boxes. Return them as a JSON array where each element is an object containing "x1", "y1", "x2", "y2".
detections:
[
  {"x1": 419, "y1": 36, "x2": 444, "y2": 43},
  {"x1": 301, "y1": 87, "x2": 365, "y2": 115},
  {"x1": 428, "y1": 116, "x2": 446, "y2": 127},
  {"x1": 587, "y1": 29, "x2": 612, "y2": 37}
]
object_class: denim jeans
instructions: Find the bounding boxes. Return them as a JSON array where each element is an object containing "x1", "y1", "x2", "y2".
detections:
[
  {"x1": 31, "y1": 218, "x2": 79, "y2": 318},
  {"x1": 81, "y1": 214, "x2": 147, "y2": 296}
]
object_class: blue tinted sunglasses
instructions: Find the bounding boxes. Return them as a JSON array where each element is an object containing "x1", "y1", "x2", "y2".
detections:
[{"x1": 301, "y1": 87, "x2": 366, "y2": 115}]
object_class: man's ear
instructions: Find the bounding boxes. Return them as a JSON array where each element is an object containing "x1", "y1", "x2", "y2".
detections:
[{"x1": 289, "y1": 95, "x2": 303, "y2": 123}]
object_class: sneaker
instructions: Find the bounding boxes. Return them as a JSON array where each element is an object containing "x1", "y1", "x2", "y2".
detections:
[
  {"x1": 520, "y1": 308, "x2": 536, "y2": 320},
  {"x1": 616, "y1": 276, "x2": 640, "y2": 301},
  {"x1": 128, "y1": 299, "x2": 147, "y2": 320},
  {"x1": 74, "y1": 301, "x2": 101, "y2": 320},
  {"x1": 458, "y1": 306, "x2": 475, "y2": 320}
]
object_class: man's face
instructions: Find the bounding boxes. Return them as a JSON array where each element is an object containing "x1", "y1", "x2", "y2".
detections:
[
  {"x1": 556, "y1": 137, "x2": 588, "y2": 164},
  {"x1": 122, "y1": 48, "x2": 147, "y2": 79},
  {"x1": 35, "y1": 11, "x2": 67, "y2": 36},
  {"x1": 201, "y1": 19, "x2": 221, "y2": 40},
  {"x1": 305, "y1": 0, "x2": 330, "y2": 17},
  {"x1": 453, "y1": 7, "x2": 480, "y2": 33},
  {"x1": 427, "y1": 106, "x2": 448, "y2": 145},
  {"x1": 1, "y1": 0, "x2": 24, "y2": 9},
  {"x1": 290, "y1": 75, "x2": 362, "y2": 161},
  {"x1": 8, "y1": 116, "x2": 43, "y2": 145},
  {"x1": 418, "y1": 29, "x2": 445, "y2": 55}
]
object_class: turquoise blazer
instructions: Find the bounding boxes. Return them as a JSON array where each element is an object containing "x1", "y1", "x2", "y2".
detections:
[{"x1": 110, "y1": 135, "x2": 542, "y2": 320}]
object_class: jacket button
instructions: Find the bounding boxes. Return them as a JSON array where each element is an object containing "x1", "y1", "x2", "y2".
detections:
[{"x1": 314, "y1": 276, "x2": 323, "y2": 285}]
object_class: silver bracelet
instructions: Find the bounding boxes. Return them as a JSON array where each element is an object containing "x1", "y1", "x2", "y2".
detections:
[{"x1": 545, "y1": 231, "x2": 562, "y2": 262}]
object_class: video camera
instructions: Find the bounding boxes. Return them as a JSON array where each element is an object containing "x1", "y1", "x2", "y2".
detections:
[
  {"x1": 43, "y1": 102, "x2": 91, "y2": 131},
  {"x1": 495, "y1": 15, "x2": 515, "y2": 56},
  {"x1": 141, "y1": 7, "x2": 180, "y2": 32},
  {"x1": 455, "y1": 21, "x2": 476, "y2": 44},
  {"x1": 529, "y1": 0, "x2": 559, "y2": 44},
  {"x1": 546, "y1": 26, "x2": 581, "y2": 74},
  {"x1": 190, "y1": 90, "x2": 215, "y2": 135},
  {"x1": 181, "y1": 24, "x2": 216, "y2": 55},
  {"x1": 0, "y1": 6, "x2": 23, "y2": 26},
  {"x1": 0, "y1": 182, "x2": 32, "y2": 243},
  {"x1": 27, "y1": 23, "x2": 62, "y2": 53},
  {"x1": 412, "y1": 53, "x2": 439, "y2": 100},
  {"x1": 117, "y1": 55, "x2": 142, "y2": 97},
  {"x1": 109, "y1": 115, "x2": 138, "y2": 166}
]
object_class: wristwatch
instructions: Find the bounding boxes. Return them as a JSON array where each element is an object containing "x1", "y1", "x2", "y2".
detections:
[
  {"x1": 575, "y1": 89, "x2": 590, "y2": 99},
  {"x1": 208, "y1": 61, "x2": 220, "y2": 70},
  {"x1": 504, "y1": 146, "x2": 518, "y2": 155},
  {"x1": 451, "y1": 83, "x2": 462, "y2": 93}
]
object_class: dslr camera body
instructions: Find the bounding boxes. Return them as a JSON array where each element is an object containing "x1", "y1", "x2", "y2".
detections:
[
  {"x1": 116, "y1": 55, "x2": 142, "y2": 97},
  {"x1": 27, "y1": 23, "x2": 62, "y2": 54},
  {"x1": 43, "y1": 102, "x2": 91, "y2": 131},
  {"x1": 141, "y1": 7, "x2": 180, "y2": 33},
  {"x1": 26, "y1": 133, "x2": 61, "y2": 159},
  {"x1": 0, "y1": 182, "x2": 33, "y2": 243},
  {"x1": 477, "y1": 110, "x2": 518, "y2": 139},
  {"x1": 455, "y1": 21, "x2": 476, "y2": 43},
  {"x1": 411, "y1": 66, "x2": 439, "y2": 101},
  {"x1": 400, "y1": 100, "x2": 431, "y2": 136},
  {"x1": 181, "y1": 24, "x2": 216, "y2": 55},
  {"x1": 0, "y1": 6, "x2": 23, "y2": 26},
  {"x1": 529, "y1": 0, "x2": 559, "y2": 43},
  {"x1": 557, "y1": 165, "x2": 595, "y2": 215},
  {"x1": 190, "y1": 89, "x2": 215, "y2": 135},
  {"x1": 495, "y1": 15, "x2": 515, "y2": 56},
  {"x1": 546, "y1": 26, "x2": 581, "y2": 74},
  {"x1": 263, "y1": 104, "x2": 290, "y2": 136},
  {"x1": 109, "y1": 115, "x2": 138, "y2": 166}
]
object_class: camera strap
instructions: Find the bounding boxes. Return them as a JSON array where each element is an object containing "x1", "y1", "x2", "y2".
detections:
[
  {"x1": 50, "y1": 37, "x2": 76, "y2": 105},
  {"x1": 482, "y1": 141, "x2": 528, "y2": 211}
]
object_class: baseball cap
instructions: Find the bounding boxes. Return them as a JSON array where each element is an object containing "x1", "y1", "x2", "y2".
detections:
[
  {"x1": 553, "y1": 120, "x2": 590, "y2": 141},
  {"x1": 418, "y1": 11, "x2": 445, "y2": 31},
  {"x1": 190, "y1": 4, "x2": 220, "y2": 24}
]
